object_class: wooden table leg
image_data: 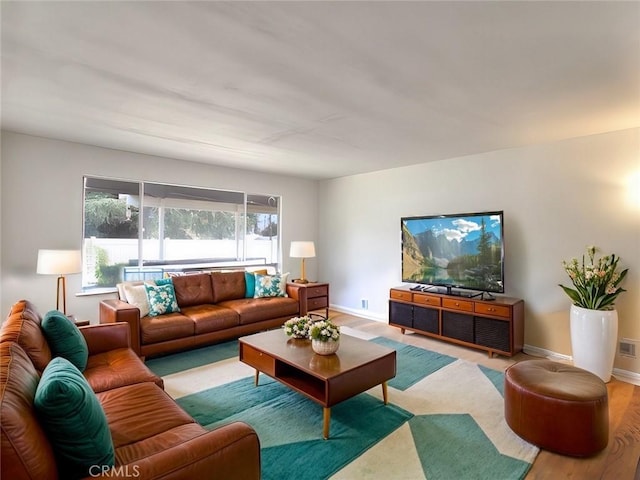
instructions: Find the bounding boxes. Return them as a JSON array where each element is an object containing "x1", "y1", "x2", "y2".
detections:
[
  {"x1": 382, "y1": 381, "x2": 388, "y2": 405},
  {"x1": 254, "y1": 369, "x2": 259, "y2": 386},
  {"x1": 323, "y1": 407, "x2": 331, "y2": 439}
]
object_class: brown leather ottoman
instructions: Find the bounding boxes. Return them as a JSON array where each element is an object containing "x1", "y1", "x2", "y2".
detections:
[{"x1": 504, "y1": 359, "x2": 609, "y2": 457}]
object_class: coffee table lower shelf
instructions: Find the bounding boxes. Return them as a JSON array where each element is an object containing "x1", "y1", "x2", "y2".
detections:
[{"x1": 239, "y1": 330, "x2": 396, "y2": 439}]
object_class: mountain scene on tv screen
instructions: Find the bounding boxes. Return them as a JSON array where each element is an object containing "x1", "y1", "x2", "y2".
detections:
[{"x1": 402, "y1": 214, "x2": 503, "y2": 291}]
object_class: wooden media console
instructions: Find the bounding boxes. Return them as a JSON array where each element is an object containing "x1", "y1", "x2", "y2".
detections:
[{"x1": 389, "y1": 286, "x2": 524, "y2": 358}]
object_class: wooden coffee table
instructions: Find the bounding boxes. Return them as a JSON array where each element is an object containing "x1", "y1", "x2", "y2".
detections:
[{"x1": 239, "y1": 329, "x2": 396, "y2": 439}]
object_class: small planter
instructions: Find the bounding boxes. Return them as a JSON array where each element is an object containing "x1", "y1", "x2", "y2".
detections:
[{"x1": 312, "y1": 339, "x2": 339, "y2": 355}]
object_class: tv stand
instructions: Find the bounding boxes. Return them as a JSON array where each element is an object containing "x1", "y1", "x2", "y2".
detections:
[
  {"x1": 441, "y1": 286, "x2": 474, "y2": 298},
  {"x1": 389, "y1": 286, "x2": 524, "y2": 358},
  {"x1": 471, "y1": 291, "x2": 496, "y2": 301}
]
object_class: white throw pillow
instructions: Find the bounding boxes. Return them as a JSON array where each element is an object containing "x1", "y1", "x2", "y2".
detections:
[{"x1": 122, "y1": 283, "x2": 151, "y2": 318}]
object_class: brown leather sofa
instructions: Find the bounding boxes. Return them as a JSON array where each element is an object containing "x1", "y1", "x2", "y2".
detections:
[
  {"x1": 100, "y1": 271, "x2": 309, "y2": 358},
  {"x1": 1, "y1": 300, "x2": 260, "y2": 480}
]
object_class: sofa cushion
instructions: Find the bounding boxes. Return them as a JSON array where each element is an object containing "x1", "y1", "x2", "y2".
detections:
[
  {"x1": 145, "y1": 283, "x2": 181, "y2": 316},
  {"x1": 140, "y1": 313, "x2": 194, "y2": 345},
  {"x1": 34, "y1": 357, "x2": 115, "y2": 479},
  {"x1": 180, "y1": 305, "x2": 240, "y2": 334},
  {"x1": 41, "y1": 310, "x2": 89, "y2": 371},
  {"x1": 84, "y1": 348, "x2": 164, "y2": 393},
  {"x1": 0, "y1": 342, "x2": 58, "y2": 480},
  {"x1": 211, "y1": 271, "x2": 246, "y2": 303},
  {"x1": 218, "y1": 296, "x2": 299, "y2": 325},
  {"x1": 173, "y1": 273, "x2": 215, "y2": 307},
  {"x1": 0, "y1": 299, "x2": 52, "y2": 372},
  {"x1": 96, "y1": 382, "x2": 197, "y2": 451},
  {"x1": 122, "y1": 283, "x2": 151, "y2": 317},
  {"x1": 254, "y1": 273, "x2": 289, "y2": 298},
  {"x1": 244, "y1": 269, "x2": 269, "y2": 298}
]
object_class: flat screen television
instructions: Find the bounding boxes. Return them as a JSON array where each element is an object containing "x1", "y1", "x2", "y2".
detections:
[{"x1": 401, "y1": 211, "x2": 504, "y2": 296}]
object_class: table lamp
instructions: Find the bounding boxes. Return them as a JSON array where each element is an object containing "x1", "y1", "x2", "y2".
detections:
[
  {"x1": 37, "y1": 249, "x2": 82, "y2": 315},
  {"x1": 290, "y1": 241, "x2": 316, "y2": 284}
]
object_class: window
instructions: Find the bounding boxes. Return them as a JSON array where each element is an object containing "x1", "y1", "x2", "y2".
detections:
[{"x1": 83, "y1": 177, "x2": 280, "y2": 288}]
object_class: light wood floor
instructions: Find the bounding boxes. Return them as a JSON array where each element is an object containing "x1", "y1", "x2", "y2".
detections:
[{"x1": 329, "y1": 310, "x2": 640, "y2": 480}]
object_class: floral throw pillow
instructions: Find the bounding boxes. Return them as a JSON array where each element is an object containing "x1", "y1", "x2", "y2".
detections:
[
  {"x1": 144, "y1": 283, "x2": 180, "y2": 316},
  {"x1": 254, "y1": 273, "x2": 289, "y2": 298}
]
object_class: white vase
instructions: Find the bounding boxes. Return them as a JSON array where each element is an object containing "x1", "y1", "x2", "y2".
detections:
[
  {"x1": 312, "y1": 339, "x2": 339, "y2": 355},
  {"x1": 570, "y1": 305, "x2": 618, "y2": 382}
]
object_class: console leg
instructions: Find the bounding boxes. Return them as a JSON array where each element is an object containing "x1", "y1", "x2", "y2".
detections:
[
  {"x1": 382, "y1": 381, "x2": 388, "y2": 405},
  {"x1": 254, "y1": 369, "x2": 259, "y2": 386}
]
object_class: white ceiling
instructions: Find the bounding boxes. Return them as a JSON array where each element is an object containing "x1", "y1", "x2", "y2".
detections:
[{"x1": 2, "y1": 1, "x2": 639, "y2": 180}]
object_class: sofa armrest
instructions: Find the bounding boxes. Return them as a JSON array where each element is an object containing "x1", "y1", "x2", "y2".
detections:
[
  {"x1": 286, "y1": 283, "x2": 308, "y2": 315},
  {"x1": 100, "y1": 299, "x2": 142, "y2": 356},
  {"x1": 88, "y1": 422, "x2": 261, "y2": 480},
  {"x1": 80, "y1": 323, "x2": 130, "y2": 355}
]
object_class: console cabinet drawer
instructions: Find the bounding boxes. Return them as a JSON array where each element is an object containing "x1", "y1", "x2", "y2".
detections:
[
  {"x1": 240, "y1": 344, "x2": 276, "y2": 376},
  {"x1": 413, "y1": 294, "x2": 441, "y2": 307},
  {"x1": 474, "y1": 303, "x2": 511, "y2": 318},
  {"x1": 442, "y1": 298, "x2": 474, "y2": 312},
  {"x1": 390, "y1": 289, "x2": 412, "y2": 302}
]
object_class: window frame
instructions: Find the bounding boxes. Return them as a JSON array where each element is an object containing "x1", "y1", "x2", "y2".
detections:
[{"x1": 82, "y1": 176, "x2": 281, "y2": 289}]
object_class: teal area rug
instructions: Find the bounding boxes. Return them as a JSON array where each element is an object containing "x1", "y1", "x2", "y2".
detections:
[{"x1": 148, "y1": 335, "x2": 538, "y2": 479}]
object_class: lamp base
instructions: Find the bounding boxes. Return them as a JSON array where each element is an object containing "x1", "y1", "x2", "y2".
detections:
[{"x1": 293, "y1": 278, "x2": 310, "y2": 284}]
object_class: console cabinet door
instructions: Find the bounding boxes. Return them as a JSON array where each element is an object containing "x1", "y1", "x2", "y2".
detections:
[
  {"x1": 442, "y1": 311, "x2": 474, "y2": 343},
  {"x1": 474, "y1": 317, "x2": 510, "y2": 352},
  {"x1": 413, "y1": 305, "x2": 439, "y2": 334},
  {"x1": 389, "y1": 301, "x2": 413, "y2": 328}
]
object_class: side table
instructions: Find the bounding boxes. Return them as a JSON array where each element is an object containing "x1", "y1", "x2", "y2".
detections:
[{"x1": 292, "y1": 282, "x2": 329, "y2": 318}]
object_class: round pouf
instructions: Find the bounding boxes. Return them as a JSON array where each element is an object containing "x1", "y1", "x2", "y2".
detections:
[{"x1": 504, "y1": 360, "x2": 609, "y2": 457}]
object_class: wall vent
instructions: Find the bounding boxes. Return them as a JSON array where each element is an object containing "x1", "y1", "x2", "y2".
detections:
[{"x1": 619, "y1": 339, "x2": 637, "y2": 359}]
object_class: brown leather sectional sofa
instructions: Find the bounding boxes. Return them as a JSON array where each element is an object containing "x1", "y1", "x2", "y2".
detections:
[
  {"x1": 1, "y1": 300, "x2": 260, "y2": 480},
  {"x1": 100, "y1": 271, "x2": 308, "y2": 358}
]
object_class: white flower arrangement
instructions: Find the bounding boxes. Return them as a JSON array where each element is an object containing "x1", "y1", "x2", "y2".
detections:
[
  {"x1": 309, "y1": 319, "x2": 340, "y2": 343},
  {"x1": 559, "y1": 245, "x2": 628, "y2": 311},
  {"x1": 283, "y1": 316, "x2": 314, "y2": 338}
]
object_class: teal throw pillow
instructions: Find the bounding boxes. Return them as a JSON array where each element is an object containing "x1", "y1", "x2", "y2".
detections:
[
  {"x1": 244, "y1": 272, "x2": 256, "y2": 298},
  {"x1": 254, "y1": 273, "x2": 289, "y2": 298},
  {"x1": 42, "y1": 310, "x2": 89, "y2": 372},
  {"x1": 34, "y1": 357, "x2": 115, "y2": 479},
  {"x1": 145, "y1": 282, "x2": 180, "y2": 316},
  {"x1": 155, "y1": 277, "x2": 173, "y2": 286}
]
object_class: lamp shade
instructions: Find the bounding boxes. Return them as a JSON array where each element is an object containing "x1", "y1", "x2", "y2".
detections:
[
  {"x1": 37, "y1": 249, "x2": 82, "y2": 275},
  {"x1": 290, "y1": 241, "x2": 316, "y2": 258}
]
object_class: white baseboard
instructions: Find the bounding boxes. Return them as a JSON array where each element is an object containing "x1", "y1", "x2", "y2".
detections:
[
  {"x1": 330, "y1": 304, "x2": 640, "y2": 386},
  {"x1": 611, "y1": 368, "x2": 640, "y2": 385},
  {"x1": 522, "y1": 344, "x2": 572, "y2": 362},
  {"x1": 329, "y1": 304, "x2": 387, "y2": 323}
]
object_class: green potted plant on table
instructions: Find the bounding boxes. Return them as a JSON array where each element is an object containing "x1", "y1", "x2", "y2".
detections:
[
  {"x1": 309, "y1": 319, "x2": 341, "y2": 355},
  {"x1": 559, "y1": 245, "x2": 628, "y2": 382}
]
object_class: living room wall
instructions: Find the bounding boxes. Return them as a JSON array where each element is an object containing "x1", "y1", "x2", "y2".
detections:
[
  {"x1": 0, "y1": 131, "x2": 319, "y2": 322},
  {"x1": 318, "y1": 128, "x2": 640, "y2": 377}
]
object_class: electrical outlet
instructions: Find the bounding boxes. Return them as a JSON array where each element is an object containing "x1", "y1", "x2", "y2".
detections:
[{"x1": 361, "y1": 299, "x2": 369, "y2": 310}]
